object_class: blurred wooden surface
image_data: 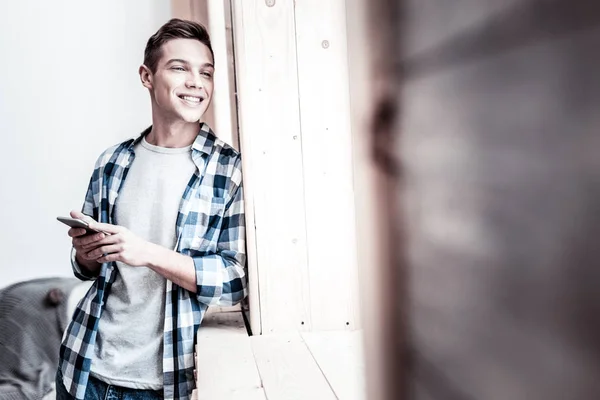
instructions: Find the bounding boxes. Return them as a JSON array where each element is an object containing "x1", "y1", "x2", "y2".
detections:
[{"x1": 362, "y1": 0, "x2": 600, "y2": 399}]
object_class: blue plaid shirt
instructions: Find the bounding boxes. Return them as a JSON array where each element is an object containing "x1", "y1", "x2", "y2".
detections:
[{"x1": 58, "y1": 123, "x2": 247, "y2": 400}]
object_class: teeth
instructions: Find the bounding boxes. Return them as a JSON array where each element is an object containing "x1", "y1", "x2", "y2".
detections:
[{"x1": 182, "y1": 96, "x2": 201, "y2": 103}]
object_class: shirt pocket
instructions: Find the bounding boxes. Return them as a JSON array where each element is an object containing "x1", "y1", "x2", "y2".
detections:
[{"x1": 182, "y1": 194, "x2": 226, "y2": 252}]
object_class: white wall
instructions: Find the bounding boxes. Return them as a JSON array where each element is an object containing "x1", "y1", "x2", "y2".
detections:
[{"x1": 0, "y1": 1, "x2": 171, "y2": 287}]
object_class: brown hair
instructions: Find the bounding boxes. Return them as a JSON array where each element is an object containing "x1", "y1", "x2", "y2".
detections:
[{"x1": 143, "y1": 18, "x2": 214, "y2": 73}]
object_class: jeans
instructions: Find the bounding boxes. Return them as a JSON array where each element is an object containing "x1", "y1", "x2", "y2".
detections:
[{"x1": 55, "y1": 369, "x2": 164, "y2": 400}]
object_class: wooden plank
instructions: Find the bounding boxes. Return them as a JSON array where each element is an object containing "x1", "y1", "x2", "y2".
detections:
[
  {"x1": 293, "y1": 0, "x2": 361, "y2": 330},
  {"x1": 230, "y1": 0, "x2": 262, "y2": 337},
  {"x1": 206, "y1": 0, "x2": 239, "y2": 149},
  {"x1": 197, "y1": 310, "x2": 247, "y2": 338},
  {"x1": 205, "y1": 303, "x2": 242, "y2": 315},
  {"x1": 302, "y1": 330, "x2": 367, "y2": 400},
  {"x1": 231, "y1": 0, "x2": 312, "y2": 333},
  {"x1": 196, "y1": 335, "x2": 266, "y2": 399},
  {"x1": 196, "y1": 312, "x2": 266, "y2": 399},
  {"x1": 251, "y1": 332, "x2": 337, "y2": 400}
]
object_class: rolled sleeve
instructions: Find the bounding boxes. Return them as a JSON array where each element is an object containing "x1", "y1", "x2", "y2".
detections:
[{"x1": 193, "y1": 178, "x2": 247, "y2": 306}]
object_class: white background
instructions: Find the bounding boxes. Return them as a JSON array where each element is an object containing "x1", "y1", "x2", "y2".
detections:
[{"x1": 0, "y1": 1, "x2": 171, "y2": 287}]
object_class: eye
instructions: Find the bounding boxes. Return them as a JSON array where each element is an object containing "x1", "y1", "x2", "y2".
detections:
[
  {"x1": 171, "y1": 66, "x2": 185, "y2": 71},
  {"x1": 201, "y1": 71, "x2": 213, "y2": 78}
]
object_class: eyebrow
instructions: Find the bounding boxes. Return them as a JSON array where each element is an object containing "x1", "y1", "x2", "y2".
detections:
[{"x1": 165, "y1": 59, "x2": 214, "y2": 68}]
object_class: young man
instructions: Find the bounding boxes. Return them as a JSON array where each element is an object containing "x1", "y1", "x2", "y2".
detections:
[{"x1": 56, "y1": 19, "x2": 247, "y2": 400}]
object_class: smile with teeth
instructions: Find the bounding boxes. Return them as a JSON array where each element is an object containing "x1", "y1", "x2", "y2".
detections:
[{"x1": 178, "y1": 94, "x2": 203, "y2": 105}]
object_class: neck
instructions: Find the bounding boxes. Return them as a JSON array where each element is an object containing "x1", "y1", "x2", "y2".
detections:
[{"x1": 146, "y1": 117, "x2": 201, "y2": 148}]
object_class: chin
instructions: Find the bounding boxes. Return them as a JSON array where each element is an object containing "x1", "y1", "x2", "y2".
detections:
[
  {"x1": 177, "y1": 111, "x2": 205, "y2": 123},
  {"x1": 182, "y1": 115, "x2": 203, "y2": 123}
]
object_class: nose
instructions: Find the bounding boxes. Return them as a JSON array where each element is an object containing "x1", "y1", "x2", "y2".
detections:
[{"x1": 185, "y1": 71, "x2": 203, "y2": 90}]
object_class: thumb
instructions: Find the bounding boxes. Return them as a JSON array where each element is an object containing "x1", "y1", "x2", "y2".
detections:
[{"x1": 70, "y1": 210, "x2": 95, "y2": 224}]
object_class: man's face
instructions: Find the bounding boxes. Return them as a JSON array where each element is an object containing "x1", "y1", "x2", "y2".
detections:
[{"x1": 144, "y1": 38, "x2": 214, "y2": 123}]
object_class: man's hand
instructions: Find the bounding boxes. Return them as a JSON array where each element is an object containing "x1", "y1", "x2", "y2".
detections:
[
  {"x1": 83, "y1": 217, "x2": 152, "y2": 266},
  {"x1": 69, "y1": 210, "x2": 105, "y2": 274}
]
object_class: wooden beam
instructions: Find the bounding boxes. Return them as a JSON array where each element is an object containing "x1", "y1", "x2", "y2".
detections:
[
  {"x1": 231, "y1": 0, "x2": 312, "y2": 334},
  {"x1": 293, "y1": 0, "x2": 361, "y2": 331},
  {"x1": 230, "y1": 0, "x2": 262, "y2": 336},
  {"x1": 206, "y1": 0, "x2": 239, "y2": 149}
]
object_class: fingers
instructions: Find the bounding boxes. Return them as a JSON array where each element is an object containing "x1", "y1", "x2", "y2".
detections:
[
  {"x1": 80, "y1": 233, "x2": 121, "y2": 251},
  {"x1": 73, "y1": 232, "x2": 106, "y2": 248},
  {"x1": 76, "y1": 247, "x2": 101, "y2": 262},
  {"x1": 96, "y1": 253, "x2": 120, "y2": 264},
  {"x1": 76, "y1": 234, "x2": 125, "y2": 261},
  {"x1": 68, "y1": 227, "x2": 88, "y2": 238},
  {"x1": 86, "y1": 244, "x2": 123, "y2": 260},
  {"x1": 70, "y1": 210, "x2": 82, "y2": 219},
  {"x1": 69, "y1": 210, "x2": 92, "y2": 222},
  {"x1": 87, "y1": 220, "x2": 122, "y2": 235},
  {"x1": 76, "y1": 242, "x2": 120, "y2": 262},
  {"x1": 68, "y1": 210, "x2": 103, "y2": 238},
  {"x1": 92, "y1": 233, "x2": 120, "y2": 246},
  {"x1": 70, "y1": 209, "x2": 102, "y2": 229}
]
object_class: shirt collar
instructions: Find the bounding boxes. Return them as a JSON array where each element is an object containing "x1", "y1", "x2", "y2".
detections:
[{"x1": 128, "y1": 122, "x2": 216, "y2": 156}]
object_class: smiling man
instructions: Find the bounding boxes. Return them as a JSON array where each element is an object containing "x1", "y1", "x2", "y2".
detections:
[{"x1": 55, "y1": 19, "x2": 247, "y2": 400}]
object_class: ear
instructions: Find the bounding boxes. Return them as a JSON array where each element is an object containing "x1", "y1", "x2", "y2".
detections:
[{"x1": 139, "y1": 65, "x2": 153, "y2": 89}]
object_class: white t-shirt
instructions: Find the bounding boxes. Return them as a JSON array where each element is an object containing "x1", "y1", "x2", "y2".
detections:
[{"x1": 90, "y1": 137, "x2": 196, "y2": 390}]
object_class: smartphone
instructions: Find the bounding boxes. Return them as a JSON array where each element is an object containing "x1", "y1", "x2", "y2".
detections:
[{"x1": 56, "y1": 216, "x2": 102, "y2": 234}]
